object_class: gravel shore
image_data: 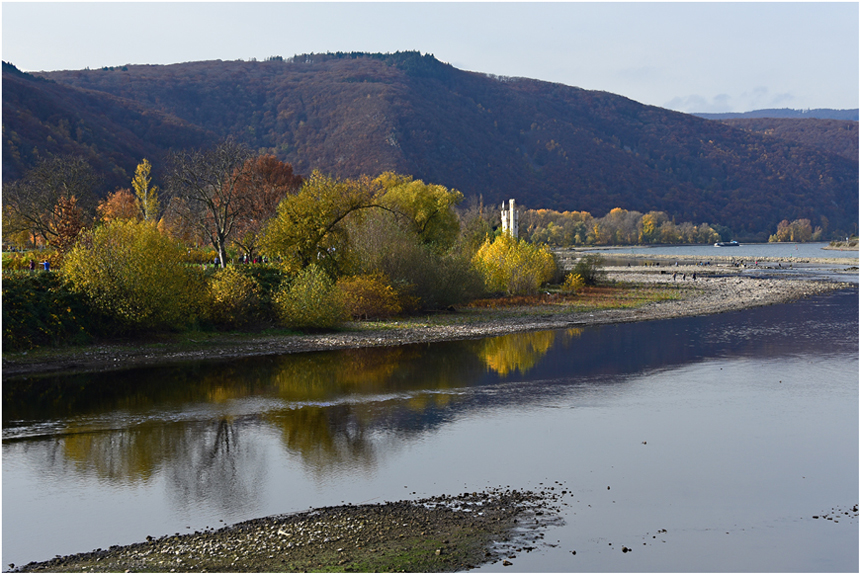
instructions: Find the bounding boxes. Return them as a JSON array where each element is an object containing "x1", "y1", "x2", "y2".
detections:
[
  {"x1": 12, "y1": 487, "x2": 567, "y2": 573},
  {"x1": 2, "y1": 262, "x2": 853, "y2": 378}
]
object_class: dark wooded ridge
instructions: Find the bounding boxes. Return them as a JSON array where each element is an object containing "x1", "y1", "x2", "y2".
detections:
[{"x1": 3, "y1": 53, "x2": 858, "y2": 238}]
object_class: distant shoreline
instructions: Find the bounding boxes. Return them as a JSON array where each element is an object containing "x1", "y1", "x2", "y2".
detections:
[
  {"x1": 561, "y1": 244, "x2": 858, "y2": 258},
  {"x1": 823, "y1": 241, "x2": 859, "y2": 251}
]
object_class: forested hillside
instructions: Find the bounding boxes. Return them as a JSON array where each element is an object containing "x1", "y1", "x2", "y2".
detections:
[
  {"x1": 2, "y1": 62, "x2": 216, "y2": 190},
  {"x1": 5, "y1": 52, "x2": 858, "y2": 238},
  {"x1": 718, "y1": 118, "x2": 858, "y2": 163}
]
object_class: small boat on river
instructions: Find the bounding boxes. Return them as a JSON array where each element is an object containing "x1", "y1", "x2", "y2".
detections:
[{"x1": 714, "y1": 241, "x2": 740, "y2": 247}]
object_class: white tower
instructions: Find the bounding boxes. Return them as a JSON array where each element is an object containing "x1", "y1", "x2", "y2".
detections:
[{"x1": 501, "y1": 199, "x2": 519, "y2": 238}]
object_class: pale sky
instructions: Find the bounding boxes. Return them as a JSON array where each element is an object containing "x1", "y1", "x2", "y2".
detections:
[{"x1": 2, "y1": 2, "x2": 858, "y2": 114}]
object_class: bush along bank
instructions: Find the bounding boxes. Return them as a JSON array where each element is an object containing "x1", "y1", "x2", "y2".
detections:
[{"x1": 1, "y1": 272, "x2": 121, "y2": 351}]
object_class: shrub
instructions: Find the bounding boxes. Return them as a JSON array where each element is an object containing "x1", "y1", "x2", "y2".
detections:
[
  {"x1": 1, "y1": 272, "x2": 117, "y2": 350},
  {"x1": 561, "y1": 273, "x2": 586, "y2": 294},
  {"x1": 274, "y1": 264, "x2": 346, "y2": 330},
  {"x1": 472, "y1": 235, "x2": 557, "y2": 295},
  {"x1": 572, "y1": 254, "x2": 606, "y2": 285},
  {"x1": 62, "y1": 220, "x2": 207, "y2": 332},
  {"x1": 337, "y1": 273, "x2": 402, "y2": 320},
  {"x1": 378, "y1": 241, "x2": 483, "y2": 311},
  {"x1": 208, "y1": 266, "x2": 263, "y2": 328},
  {"x1": 346, "y1": 212, "x2": 484, "y2": 311},
  {"x1": 235, "y1": 265, "x2": 287, "y2": 299}
]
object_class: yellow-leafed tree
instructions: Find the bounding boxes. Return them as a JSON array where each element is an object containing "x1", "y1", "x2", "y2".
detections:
[
  {"x1": 132, "y1": 159, "x2": 160, "y2": 222},
  {"x1": 375, "y1": 172, "x2": 463, "y2": 252},
  {"x1": 472, "y1": 234, "x2": 556, "y2": 295},
  {"x1": 62, "y1": 220, "x2": 205, "y2": 331},
  {"x1": 262, "y1": 171, "x2": 381, "y2": 275}
]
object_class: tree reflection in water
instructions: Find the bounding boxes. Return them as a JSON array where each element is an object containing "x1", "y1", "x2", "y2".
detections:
[
  {"x1": 476, "y1": 329, "x2": 582, "y2": 376},
  {"x1": 60, "y1": 423, "x2": 184, "y2": 483},
  {"x1": 165, "y1": 417, "x2": 265, "y2": 514},
  {"x1": 266, "y1": 405, "x2": 376, "y2": 476},
  {"x1": 5, "y1": 329, "x2": 586, "y2": 487}
]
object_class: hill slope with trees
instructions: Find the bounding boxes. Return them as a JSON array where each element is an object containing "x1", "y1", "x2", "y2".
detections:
[
  {"x1": 717, "y1": 118, "x2": 858, "y2": 163},
  {"x1": 5, "y1": 52, "x2": 857, "y2": 238},
  {"x1": 2, "y1": 62, "x2": 217, "y2": 192}
]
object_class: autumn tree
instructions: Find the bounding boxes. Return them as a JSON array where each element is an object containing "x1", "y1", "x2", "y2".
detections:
[
  {"x1": 52, "y1": 196, "x2": 88, "y2": 254},
  {"x1": 261, "y1": 171, "x2": 382, "y2": 275},
  {"x1": 638, "y1": 211, "x2": 668, "y2": 244},
  {"x1": 472, "y1": 234, "x2": 556, "y2": 295},
  {"x1": 3, "y1": 156, "x2": 99, "y2": 246},
  {"x1": 231, "y1": 155, "x2": 303, "y2": 260},
  {"x1": 97, "y1": 189, "x2": 141, "y2": 223},
  {"x1": 375, "y1": 172, "x2": 463, "y2": 251},
  {"x1": 165, "y1": 139, "x2": 254, "y2": 267},
  {"x1": 521, "y1": 206, "x2": 723, "y2": 246},
  {"x1": 598, "y1": 207, "x2": 641, "y2": 245},
  {"x1": 62, "y1": 219, "x2": 206, "y2": 331},
  {"x1": 132, "y1": 159, "x2": 160, "y2": 222},
  {"x1": 769, "y1": 218, "x2": 814, "y2": 242}
]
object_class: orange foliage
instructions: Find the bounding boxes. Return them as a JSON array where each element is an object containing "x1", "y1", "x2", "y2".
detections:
[
  {"x1": 51, "y1": 196, "x2": 87, "y2": 254},
  {"x1": 97, "y1": 188, "x2": 140, "y2": 223},
  {"x1": 231, "y1": 155, "x2": 303, "y2": 258}
]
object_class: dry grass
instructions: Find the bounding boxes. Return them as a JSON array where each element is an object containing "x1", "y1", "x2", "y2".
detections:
[
  {"x1": 350, "y1": 282, "x2": 694, "y2": 331},
  {"x1": 467, "y1": 283, "x2": 688, "y2": 311}
]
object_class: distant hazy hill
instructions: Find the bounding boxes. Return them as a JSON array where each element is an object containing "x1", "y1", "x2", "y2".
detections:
[
  {"x1": 695, "y1": 108, "x2": 859, "y2": 121},
  {"x1": 5, "y1": 53, "x2": 857, "y2": 238}
]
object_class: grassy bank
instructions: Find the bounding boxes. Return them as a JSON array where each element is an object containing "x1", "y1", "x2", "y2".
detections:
[{"x1": 2, "y1": 281, "x2": 690, "y2": 377}]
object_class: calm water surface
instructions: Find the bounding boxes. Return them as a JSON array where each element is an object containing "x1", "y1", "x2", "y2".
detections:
[{"x1": 3, "y1": 288, "x2": 858, "y2": 572}]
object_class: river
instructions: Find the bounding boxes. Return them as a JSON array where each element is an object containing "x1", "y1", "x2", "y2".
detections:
[{"x1": 3, "y1": 277, "x2": 857, "y2": 571}]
